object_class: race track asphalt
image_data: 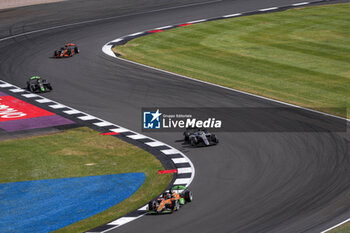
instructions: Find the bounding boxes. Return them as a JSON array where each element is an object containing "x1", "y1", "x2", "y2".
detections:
[{"x1": 0, "y1": 0, "x2": 349, "y2": 232}]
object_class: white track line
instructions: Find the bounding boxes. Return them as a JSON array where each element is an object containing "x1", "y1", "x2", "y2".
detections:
[
  {"x1": 321, "y1": 218, "x2": 350, "y2": 233},
  {"x1": 292, "y1": 2, "x2": 310, "y2": 6},
  {"x1": 155, "y1": 25, "x2": 173, "y2": 30},
  {"x1": 223, "y1": 13, "x2": 242, "y2": 18},
  {"x1": 128, "y1": 32, "x2": 144, "y2": 36},
  {"x1": 259, "y1": 7, "x2": 279, "y2": 11},
  {"x1": 187, "y1": 19, "x2": 207, "y2": 23}
]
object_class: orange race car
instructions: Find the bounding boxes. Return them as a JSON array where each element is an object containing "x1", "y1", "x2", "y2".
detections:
[
  {"x1": 147, "y1": 185, "x2": 193, "y2": 214},
  {"x1": 54, "y1": 43, "x2": 79, "y2": 58}
]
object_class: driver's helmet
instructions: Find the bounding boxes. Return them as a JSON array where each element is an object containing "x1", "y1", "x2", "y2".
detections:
[{"x1": 164, "y1": 190, "x2": 171, "y2": 199}]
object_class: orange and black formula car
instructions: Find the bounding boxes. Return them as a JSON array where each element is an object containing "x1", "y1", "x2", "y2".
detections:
[
  {"x1": 147, "y1": 185, "x2": 193, "y2": 214},
  {"x1": 54, "y1": 43, "x2": 79, "y2": 58}
]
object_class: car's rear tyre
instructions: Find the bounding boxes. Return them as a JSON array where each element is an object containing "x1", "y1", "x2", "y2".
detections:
[
  {"x1": 74, "y1": 47, "x2": 79, "y2": 54},
  {"x1": 184, "y1": 190, "x2": 193, "y2": 202},
  {"x1": 148, "y1": 200, "x2": 157, "y2": 211},
  {"x1": 29, "y1": 85, "x2": 35, "y2": 93},
  {"x1": 184, "y1": 131, "x2": 190, "y2": 141}
]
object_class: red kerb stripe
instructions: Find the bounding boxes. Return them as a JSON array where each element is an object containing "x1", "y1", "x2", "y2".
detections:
[
  {"x1": 148, "y1": 29, "x2": 164, "y2": 33},
  {"x1": 100, "y1": 132, "x2": 119, "y2": 135},
  {"x1": 177, "y1": 23, "x2": 193, "y2": 27},
  {"x1": 158, "y1": 169, "x2": 178, "y2": 174}
]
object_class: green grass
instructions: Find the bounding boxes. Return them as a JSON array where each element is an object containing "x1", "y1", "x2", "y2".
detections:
[
  {"x1": 0, "y1": 127, "x2": 172, "y2": 233},
  {"x1": 329, "y1": 221, "x2": 350, "y2": 233},
  {"x1": 115, "y1": 3, "x2": 350, "y2": 118}
]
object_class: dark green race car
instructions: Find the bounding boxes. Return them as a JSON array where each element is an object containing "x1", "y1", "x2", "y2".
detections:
[{"x1": 27, "y1": 76, "x2": 52, "y2": 93}]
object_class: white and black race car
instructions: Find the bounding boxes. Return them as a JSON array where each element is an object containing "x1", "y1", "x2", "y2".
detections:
[{"x1": 184, "y1": 127, "x2": 219, "y2": 146}]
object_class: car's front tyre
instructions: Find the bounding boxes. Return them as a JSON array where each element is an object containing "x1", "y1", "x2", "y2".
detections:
[
  {"x1": 184, "y1": 190, "x2": 193, "y2": 202},
  {"x1": 190, "y1": 137, "x2": 198, "y2": 146}
]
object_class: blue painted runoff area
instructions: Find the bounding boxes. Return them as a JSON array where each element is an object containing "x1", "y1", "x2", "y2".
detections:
[{"x1": 0, "y1": 173, "x2": 145, "y2": 233}]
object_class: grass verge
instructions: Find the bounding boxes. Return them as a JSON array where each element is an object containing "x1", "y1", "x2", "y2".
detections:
[
  {"x1": 329, "y1": 221, "x2": 350, "y2": 233},
  {"x1": 0, "y1": 127, "x2": 172, "y2": 233},
  {"x1": 114, "y1": 3, "x2": 350, "y2": 118}
]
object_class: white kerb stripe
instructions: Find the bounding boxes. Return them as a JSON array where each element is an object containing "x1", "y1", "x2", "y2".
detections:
[
  {"x1": 127, "y1": 134, "x2": 148, "y2": 140},
  {"x1": 223, "y1": 13, "x2": 242, "y2": 18},
  {"x1": 174, "y1": 178, "x2": 191, "y2": 185},
  {"x1": 292, "y1": 2, "x2": 309, "y2": 6},
  {"x1": 22, "y1": 93, "x2": 38, "y2": 98},
  {"x1": 49, "y1": 104, "x2": 67, "y2": 109},
  {"x1": 36, "y1": 98, "x2": 52, "y2": 103},
  {"x1": 110, "y1": 127, "x2": 129, "y2": 133},
  {"x1": 128, "y1": 32, "x2": 143, "y2": 36},
  {"x1": 259, "y1": 7, "x2": 278, "y2": 11},
  {"x1": 138, "y1": 205, "x2": 148, "y2": 211},
  {"x1": 0, "y1": 83, "x2": 13, "y2": 87},
  {"x1": 155, "y1": 25, "x2": 172, "y2": 30},
  {"x1": 187, "y1": 19, "x2": 206, "y2": 23},
  {"x1": 111, "y1": 38, "x2": 123, "y2": 43},
  {"x1": 78, "y1": 115, "x2": 96, "y2": 121},
  {"x1": 146, "y1": 141, "x2": 166, "y2": 147},
  {"x1": 64, "y1": 109, "x2": 81, "y2": 115},
  {"x1": 108, "y1": 217, "x2": 141, "y2": 226},
  {"x1": 102, "y1": 45, "x2": 116, "y2": 58},
  {"x1": 9, "y1": 88, "x2": 25, "y2": 93},
  {"x1": 93, "y1": 121, "x2": 114, "y2": 127},
  {"x1": 172, "y1": 158, "x2": 188, "y2": 164},
  {"x1": 161, "y1": 148, "x2": 179, "y2": 155},
  {"x1": 177, "y1": 167, "x2": 192, "y2": 174}
]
